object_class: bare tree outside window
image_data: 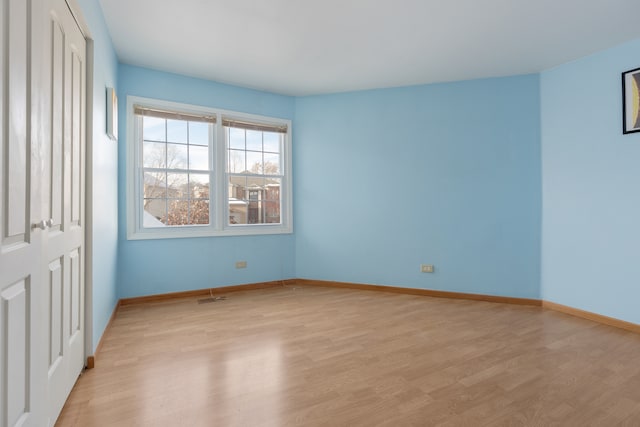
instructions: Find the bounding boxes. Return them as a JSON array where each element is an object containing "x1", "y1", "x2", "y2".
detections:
[{"x1": 141, "y1": 116, "x2": 211, "y2": 227}]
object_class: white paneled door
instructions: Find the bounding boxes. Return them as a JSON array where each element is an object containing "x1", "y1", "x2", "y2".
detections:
[{"x1": 1, "y1": 0, "x2": 87, "y2": 425}]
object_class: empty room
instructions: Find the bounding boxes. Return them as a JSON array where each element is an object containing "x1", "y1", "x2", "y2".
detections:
[{"x1": 1, "y1": 0, "x2": 640, "y2": 425}]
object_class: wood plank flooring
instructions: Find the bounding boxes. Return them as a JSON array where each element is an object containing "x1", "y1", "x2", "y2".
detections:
[{"x1": 56, "y1": 285, "x2": 640, "y2": 426}]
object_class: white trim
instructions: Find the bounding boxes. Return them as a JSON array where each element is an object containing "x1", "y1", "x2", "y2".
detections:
[
  {"x1": 64, "y1": 0, "x2": 92, "y2": 38},
  {"x1": 126, "y1": 96, "x2": 293, "y2": 240},
  {"x1": 83, "y1": 36, "x2": 94, "y2": 361},
  {"x1": 214, "y1": 110, "x2": 226, "y2": 231}
]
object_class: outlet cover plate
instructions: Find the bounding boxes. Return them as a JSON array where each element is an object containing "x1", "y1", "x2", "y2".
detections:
[{"x1": 421, "y1": 264, "x2": 434, "y2": 273}]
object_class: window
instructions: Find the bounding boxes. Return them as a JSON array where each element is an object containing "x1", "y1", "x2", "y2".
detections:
[
  {"x1": 138, "y1": 106, "x2": 214, "y2": 227},
  {"x1": 126, "y1": 97, "x2": 292, "y2": 239},
  {"x1": 224, "y1": 118, "x2": 286, "y2": 226}
]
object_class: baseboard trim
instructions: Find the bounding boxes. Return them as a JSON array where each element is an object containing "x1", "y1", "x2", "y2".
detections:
[
  {"x1": 542, "y1": 301, "x2": 640, "y2": 334},
  {"x1": 119, "y1": 279, "x2": 297, "y2": 306},
  {"x1": 86, "y1": 280, "x2": 638, "y2": 360},
  {"x1": 295, "y1": 279, "x2": 542, "y2": 306},
  {"x1": 86, "y1": 299, "x2": 121, "y2": 369}
]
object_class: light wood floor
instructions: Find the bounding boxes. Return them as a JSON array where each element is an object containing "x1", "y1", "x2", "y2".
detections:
[{"x1": 57, "y1": 285, "x2": 640, "y2": 426}]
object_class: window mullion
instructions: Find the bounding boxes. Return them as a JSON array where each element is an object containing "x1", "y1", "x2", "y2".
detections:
[{"x1": 214, "y1": 117, "x2": 226, "y2": 231}]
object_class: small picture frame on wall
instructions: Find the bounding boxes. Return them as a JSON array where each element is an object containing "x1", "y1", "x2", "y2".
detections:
[
  {"x1": 622, "y1": 67, "x2": 640, "y2": 134},
  {"x1": 106, "y1": 87, "x2": 118, "y2": 140}
]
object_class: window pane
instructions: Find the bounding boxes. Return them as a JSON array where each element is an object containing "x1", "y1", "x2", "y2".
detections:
[
  {"x1": 143, "y1": 199, "x2": 166, "y2": 227},
  {"x1": 264, "y1": 199, "x2": 281, "y2": 224},
  {"x1": 143, "y1": 141, "x2": 166, "y2": 168},
  {"x1": 263, "y1": 152, "x2": 280, "y2": 175},
  {"x1": 228, "y1": 128, "x2": 245, "y2": 149},
  {"x1": 167, "y1": 119, "x2": 187, "y2": 143},
  {"x1": 143, "y1": 117, "x2": 165, "y2": 141},
  {"x1": 189, "y1": 122, "x2": 208, "y2": 146},
  {"x1": 228, "y1": 176, "x2": 247, "y2": 225},
  {"x1": 247, "y1": 200, "x2": 262, "y2": 224},
  {"x1": 248, "y1": 190, "x2": 260, "y2": 201},
  {"x1": 167, "y1": 173, "x2": 188, "y2": 198},
  {"x1": 189, "y1": 145, "x2": 208, "y2": 170},
  {"x1": 243, "y1": 177, "x2": 263, "y2": 224},
  {"x1": 263, "y1": 132, "x2": 280, "y2": 153},
  {"x1": 246, "y1": 151, "x2": 262, "y2": 174},
  {"x1": 245, "y1": 177, "x2": 264, "y2": 195},
  {"x1": 167, "y1": 143, "x2": 188, "y2": 169},
  {"x1": 190, "y1": 200, "x2": 209, "y2": 225},
  {"x1": 189, "y1": 174, "x2": 209, "y2": 199},
  {"x1": 265, "y1": 178, "x2": 281, "y2": 200},
  {"x1": 246, "y1": 130, "x2": 262, "y2": 151},
  {"x1": 229, "y1": 200, "x2": 248, "y2": 224},
  {"x1": 143, "y1": 171, "x2": 167, "y2": 199},
  {"x1": 166, "y1": 200, "x2": 189, "y2": 225},
  {"x1": 228, "y1": 149, "x2": 245, "y2": 173},
  {"x1": 265, "y1": 178, "x2": 281, "y2": 224},
  {"x1": 229, "y1": 176, "x2": 246, "y2": 200}
]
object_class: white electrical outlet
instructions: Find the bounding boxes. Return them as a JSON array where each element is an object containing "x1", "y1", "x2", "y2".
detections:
[
  {"x1": 421, "y1": 264, "x2": 434, "y2": 273},
  {"x1": 235, "y1": 261, "x2": 247, "y2": 269}
]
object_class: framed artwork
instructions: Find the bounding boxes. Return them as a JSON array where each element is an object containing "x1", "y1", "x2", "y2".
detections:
[
  {"x1": 622, "y1": 67, "x2": 640, "y2": 134},
  {"x1": 106, "y1": 87, "x2": 118, "y2": 140}
]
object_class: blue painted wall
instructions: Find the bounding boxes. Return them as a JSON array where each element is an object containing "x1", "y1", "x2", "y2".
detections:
[
  {"x1": 116, "y1": 65, "x2": 296, "y2": 298},
  {"x1": 294, "y1": 75, "x2": 542, "y2": 298},
  {"x1": 541, "y1": 38, "x2": 640, "y2": 324},
  {"x1": 76, "y1": 0, "x2": 119, "y2": 352},
  {"x1": 84, "y1": 2, "x2": 640, "y2": 323}
]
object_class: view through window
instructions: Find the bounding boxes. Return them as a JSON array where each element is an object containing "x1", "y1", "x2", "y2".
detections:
[
  {"x1": 225, "y1": 124, "x2": 283, "y2": 225},
  {"x1": 141, "y1": 114, "x2": 212, "y2": 226}
]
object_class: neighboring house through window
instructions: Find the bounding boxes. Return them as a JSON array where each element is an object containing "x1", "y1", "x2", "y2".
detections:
[{"x1": 224, "y1": 117, "x2": 287, "y2": 226}]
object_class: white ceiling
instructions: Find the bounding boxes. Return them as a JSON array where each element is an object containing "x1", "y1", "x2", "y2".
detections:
[{"x1": 99, "y1": 0, "x2": 640, "y2": 96}]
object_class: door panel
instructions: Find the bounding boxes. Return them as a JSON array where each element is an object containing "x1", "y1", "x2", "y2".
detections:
[
  {"x1": 1, "y1": 280, "x2": 30, "y2": 427},
  {"x1": 4, "y1": 0, "x2": 29, "y2": 244},
  {"x1": 48, "y1": 258, "x2": 63, "y2": 370},
  {"x1": 71, "y1": 51, "x2": 82, "y2": 225},
  {"x1": 70, "y1": 248, "x2": 81, "y2": 337},
  {"x1": 49, "y1": 19, "x2": 65, "y2": 231}
]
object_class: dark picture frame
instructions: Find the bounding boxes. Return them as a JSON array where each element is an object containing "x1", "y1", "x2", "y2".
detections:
[{"x1": 622, "y1": 67, "x2": 640, "y2": 134}]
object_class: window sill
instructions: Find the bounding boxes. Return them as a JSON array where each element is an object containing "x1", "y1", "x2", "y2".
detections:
[{"x1": 127, "y1": 224, "x2": 293, "y2": 240}]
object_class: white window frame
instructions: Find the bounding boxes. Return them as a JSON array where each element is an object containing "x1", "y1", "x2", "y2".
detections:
[{"x1": 126, "y1": 96, "x2": 293, "y2": 240}]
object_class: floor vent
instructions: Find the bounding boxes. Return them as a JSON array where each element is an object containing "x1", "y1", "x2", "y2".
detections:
[{"x1": 198, "y1": 295, "x2": 227, "y2": 304}]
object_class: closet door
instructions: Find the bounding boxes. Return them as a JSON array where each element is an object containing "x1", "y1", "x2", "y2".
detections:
[
  {"x1": 34, "y1": 0, "x2": 88, "y2": 422},
  {"x1": 0, "y1": 0, "x2": 87, "y2": 425},
  {"x1": 41, "y1": 0, "x2": 86, "y2": 420},
  {"x1": 0, "y1": 0, "x2": 48, "y2": 426}
]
